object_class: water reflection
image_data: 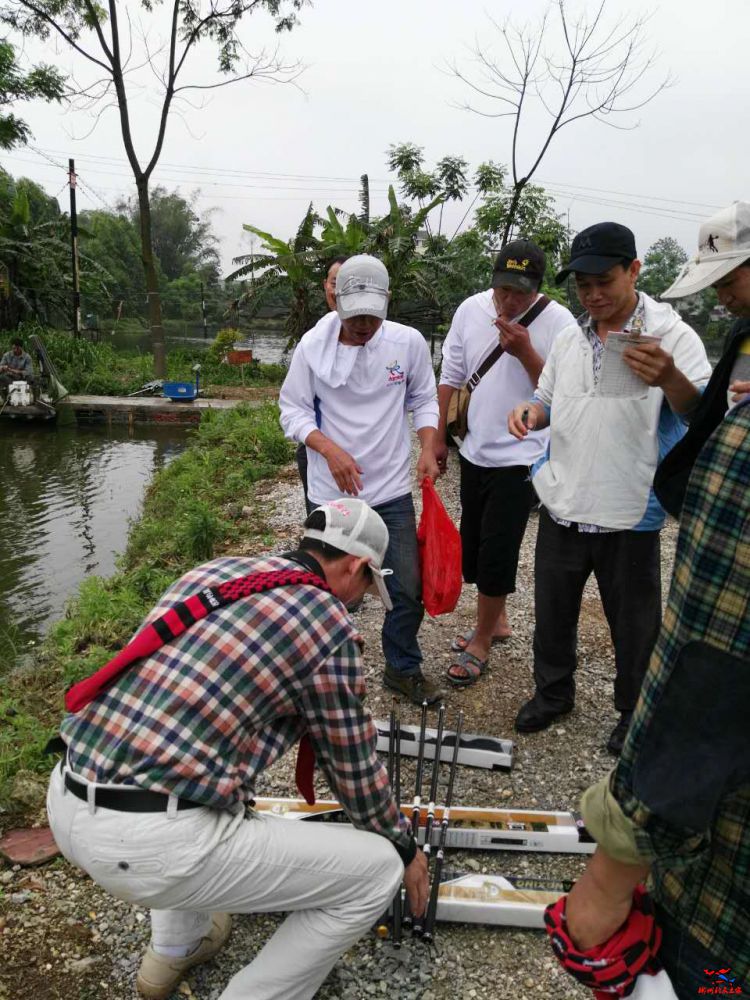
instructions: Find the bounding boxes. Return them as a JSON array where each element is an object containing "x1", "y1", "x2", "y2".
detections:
[{"x1": 0, "y1": 423, "x2": 186, "y2": 672}]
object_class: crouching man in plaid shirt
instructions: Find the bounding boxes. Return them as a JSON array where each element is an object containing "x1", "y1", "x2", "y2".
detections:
[{"x1": 46, "y1": 499, "x2": 428, "y2": 1000}]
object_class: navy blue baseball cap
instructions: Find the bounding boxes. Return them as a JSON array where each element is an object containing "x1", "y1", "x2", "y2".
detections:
[{"x1": 556, "y1": 222, "x2": 637, "y2": 284}]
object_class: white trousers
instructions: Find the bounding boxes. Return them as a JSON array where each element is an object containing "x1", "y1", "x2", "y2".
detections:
[{"x1": 47, "y1": 765, "x2": 403, "y2": 1000}]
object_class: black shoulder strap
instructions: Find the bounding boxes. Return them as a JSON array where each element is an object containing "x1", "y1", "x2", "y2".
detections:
[{"x1": 467, "y1": 295, "x2": 551, "y2": 394}]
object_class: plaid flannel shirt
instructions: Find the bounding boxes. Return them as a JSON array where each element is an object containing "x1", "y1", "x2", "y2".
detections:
[
  {"x1": 61, "y1": 554, "x2": 414, "y2": 861},
  {"x1": 583, "y1": 401, "x2": 750, "y2": 975}
]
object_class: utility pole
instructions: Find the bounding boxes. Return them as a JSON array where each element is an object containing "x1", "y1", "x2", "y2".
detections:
[
  {"x1": 201, "y1": 281, "x2": 208, "y2": 339},
  {"x1": 68, "y1": 158, "x2": 81, "y2": 338}
]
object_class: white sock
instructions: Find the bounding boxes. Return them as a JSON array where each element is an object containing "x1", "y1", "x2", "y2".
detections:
[{"x1": 152, "y1": 940, "x2": 201, "y2": 958}]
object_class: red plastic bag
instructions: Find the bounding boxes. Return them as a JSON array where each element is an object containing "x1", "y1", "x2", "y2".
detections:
[{"x1": 417, "y1": 478, "x2": 462, "y2": 617}]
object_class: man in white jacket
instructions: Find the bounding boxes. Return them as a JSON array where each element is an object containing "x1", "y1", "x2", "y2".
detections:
[
  {"x1": 279, "y1": 255, "x2": 443, "y2": 705},
  {"x1": 508, "y1": 222, "x2": 711, "y2": 754},
  {"x1": 436, "y1": 241, "x2": 575, "y2": 688}
]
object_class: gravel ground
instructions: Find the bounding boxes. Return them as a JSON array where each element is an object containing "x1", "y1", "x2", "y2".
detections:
[{"x1": 0, "y1": 444, "x2": 678, "y2": 1000}]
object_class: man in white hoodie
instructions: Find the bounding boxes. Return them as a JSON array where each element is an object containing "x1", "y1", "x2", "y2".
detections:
[
  {"x1": 279, "y1": 255, "x2": 443, "y2": 705},
  {"x1": 508, "y1": 222, "x2": 711, "y2": 754}
]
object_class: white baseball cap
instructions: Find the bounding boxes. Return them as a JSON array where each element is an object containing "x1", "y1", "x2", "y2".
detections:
[
  {"x1": 335, "y1": 255, "x2": 390, "y2": 321},
  {"x1": 662, "y1": 201, "x2": 750, "y2": 299},
  {"x1": 303, "y1": 498, "x2": 393, "y2": 610}
]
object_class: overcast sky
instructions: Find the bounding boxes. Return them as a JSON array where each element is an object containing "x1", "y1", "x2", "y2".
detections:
[{"x1": 4, "y1": 0, "x2": 749, "y2": 275}]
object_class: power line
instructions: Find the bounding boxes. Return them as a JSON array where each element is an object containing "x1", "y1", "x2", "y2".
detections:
[
  {"x1": 6, "y1": 146, "x2": 720, "y2": 227},
  {"x1": 26, "y1": 144, "x2": 723, "y2": 214}
]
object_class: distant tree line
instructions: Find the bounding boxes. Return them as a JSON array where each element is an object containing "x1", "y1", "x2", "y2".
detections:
[
  {"x1": 0, "y1": 159, "x2": 728, "y2": 350},
  {"x1": 0, "y1": 169, "x2": 230, "y2": 333}
]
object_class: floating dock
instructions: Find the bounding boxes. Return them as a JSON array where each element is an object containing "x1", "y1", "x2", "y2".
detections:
[{"x1": 60, "y1": 394, "x2": 251, "y2": 427}]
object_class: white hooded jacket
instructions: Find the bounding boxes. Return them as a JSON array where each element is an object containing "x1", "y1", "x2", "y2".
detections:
[{"x1": 532, "y1": 294, "x2": 711, "y2": 531}]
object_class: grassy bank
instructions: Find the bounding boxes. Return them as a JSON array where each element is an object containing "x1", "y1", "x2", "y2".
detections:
[
  {"x1": 0, "y1": 403, "x2": 294, "y2": 808},
  {"x1": 22, "y1": 324, "x2": 287, "y2": 396}
]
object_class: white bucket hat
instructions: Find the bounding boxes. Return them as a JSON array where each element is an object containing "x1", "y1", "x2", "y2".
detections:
[
  {"x1": 662, "y1": 201, "x2": 750, "y2": 299},
  {"x1": 303, "y1": 498, "x2": 393, "y2": 610}
]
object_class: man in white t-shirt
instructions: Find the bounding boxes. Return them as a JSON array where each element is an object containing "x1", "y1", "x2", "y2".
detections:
[
  {"x1": 436, "y1": 241, "x2": 574, "y2": 688},
  {"x1": 279, "y1": 255, "x2": 443, "y2": 706}
]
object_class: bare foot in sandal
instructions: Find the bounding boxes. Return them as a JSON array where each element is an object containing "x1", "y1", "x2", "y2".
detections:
[
  {"x1": 446, "y1": 649, "x2": 488, "y2": 688},
  {"x1": 450, "y1": 628, "x2": 510, "y2": 653}
]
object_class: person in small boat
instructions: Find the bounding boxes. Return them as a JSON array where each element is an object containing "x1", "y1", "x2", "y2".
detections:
[{"x1": 0, "y1": 338, "x2": 33, "y2": 391}]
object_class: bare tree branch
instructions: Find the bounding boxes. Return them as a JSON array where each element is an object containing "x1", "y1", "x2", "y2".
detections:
[{"x1": 451, "y1": 0, "x2": 671, "y2": 244}]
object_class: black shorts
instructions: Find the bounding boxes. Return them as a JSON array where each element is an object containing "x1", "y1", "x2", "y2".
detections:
[{"x1": 458, "y1": 457, "x2": 535, "y2": 597}]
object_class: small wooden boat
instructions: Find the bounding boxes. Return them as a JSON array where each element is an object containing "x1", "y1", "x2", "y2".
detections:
[{"x1": 0, "y1": 335, "x2": 67, "y2": 422}]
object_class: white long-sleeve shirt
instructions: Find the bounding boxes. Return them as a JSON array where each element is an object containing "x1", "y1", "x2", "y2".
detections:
[
  {"x1": 279, "y1": 313, "x2": 439, "y2": 507},
  {"x1": 440, "y1": 290, "x2": 574, "y2": 467},
  {"x1": 532, "y1": 293, "x2": 712, "y2": 530}
]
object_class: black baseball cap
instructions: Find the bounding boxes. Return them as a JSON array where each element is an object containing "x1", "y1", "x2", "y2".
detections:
[
  {"x1": 492, "y1": 240, "x2": 546, "y2": 293},
  {"x1": 555, "y1": 222, "x2": 637, "y2": 284}
]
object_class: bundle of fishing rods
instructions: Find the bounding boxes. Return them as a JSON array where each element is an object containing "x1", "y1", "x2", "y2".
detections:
[{"x1": 377, "y1": 699, "x2": 463, "y2": 946}]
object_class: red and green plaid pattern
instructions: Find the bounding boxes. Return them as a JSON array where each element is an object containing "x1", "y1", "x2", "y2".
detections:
[
  {"x1": 61, "y1": 554, "x2": 412, "y2": 857},
  {"x1": 612, "y1": 401, "x2": 750, "y2": 976}
]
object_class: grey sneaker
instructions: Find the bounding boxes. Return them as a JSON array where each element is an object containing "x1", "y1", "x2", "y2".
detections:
[
  {"x1": 136, "y1": 913, "x2": 232, "y2": 999},
  {"x1": 383, "y1": 665, "x2": 444, "y2": 706}
]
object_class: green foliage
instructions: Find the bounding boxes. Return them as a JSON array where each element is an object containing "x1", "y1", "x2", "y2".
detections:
[
  {"x1": 79, "y1": 186, "x2": 224, "y2": 324},
  {"x1": 117, "y1": 186, "x2": 220, "y2": 284},
  {"x1": 0, "y1": 169, "x2": 81, "y2": 329},
  {"x1": 230, "y1": 202, "x2": 326, "y2": 344},
  {"x1": 474, "y1": 181, "x2": 567, "y2": 262},
  {"x1": 0, "y1": 39, "x2": 65, "y2": 151},
  {"x1": 180, "y1": 501, "x2": 226, "y2": 561},
  {"x1": 638, "y1": 237, "x2": 688, "y2": 298},
  {"x1": 37, "y1": 327, "x2": 287, "y2": 395},
  {"x1": 208, "y1": 326, "x2": 242, "y2": 362},
  {"x1": 0, "y1": 698, "x2": 52, "y2": 784}
]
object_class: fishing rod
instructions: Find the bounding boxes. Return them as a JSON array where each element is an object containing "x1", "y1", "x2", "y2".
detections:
[
  {"x1": 375, "y1": 702, "x2": 399, "y2": 941},
  {"x1": 392, "y1": 714, "x2": 403, "y2": 948},
  {"x1": 423, "y1": 710, "x2": 463, "y2": 942},
  {"x1": 386, "y1": 700, "x2": 397, "y2": 786},
  {"x1": 402, "y1": 699, "x2": 429, "y2": 929},
  {"x1": 412, "y1": 702, "x2": 446, "y2": 938}
]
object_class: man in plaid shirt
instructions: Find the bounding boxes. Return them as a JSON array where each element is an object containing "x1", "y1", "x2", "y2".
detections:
[
  {"x1": 47, "y1": 499, "x2": 428, "y2": 1000},
  {"x1": 559, "y1": 212, "x2": 750, "y2": 998}
]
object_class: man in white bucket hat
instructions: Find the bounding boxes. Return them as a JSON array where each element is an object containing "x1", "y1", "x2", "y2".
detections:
[{"x1": 654, "y1": 200, "x2": 750, "y2": 514}]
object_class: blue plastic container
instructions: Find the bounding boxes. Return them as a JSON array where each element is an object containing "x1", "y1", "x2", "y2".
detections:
[{"x1": 162, "y1": 381, "x2": 198, "y2": 401}]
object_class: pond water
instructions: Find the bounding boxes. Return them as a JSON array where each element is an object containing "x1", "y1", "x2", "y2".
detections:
[
  {"x1": 109, "y1": 323, "x2": 446, "y2": 365},
  {"x1": 0, "y1": 422, "x2": 186, "y2": 674},
  {"x1": 110, "y1": 323, "x2": 292, "y2": 364}
]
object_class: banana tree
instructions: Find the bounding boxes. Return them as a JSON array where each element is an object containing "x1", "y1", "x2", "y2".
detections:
[
  {"x1": 228, "y1": 202, "x2": 324, "y2": 345},
  {"x1": 367, "y1": 185, "x2": 445, "y2": 321}
]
